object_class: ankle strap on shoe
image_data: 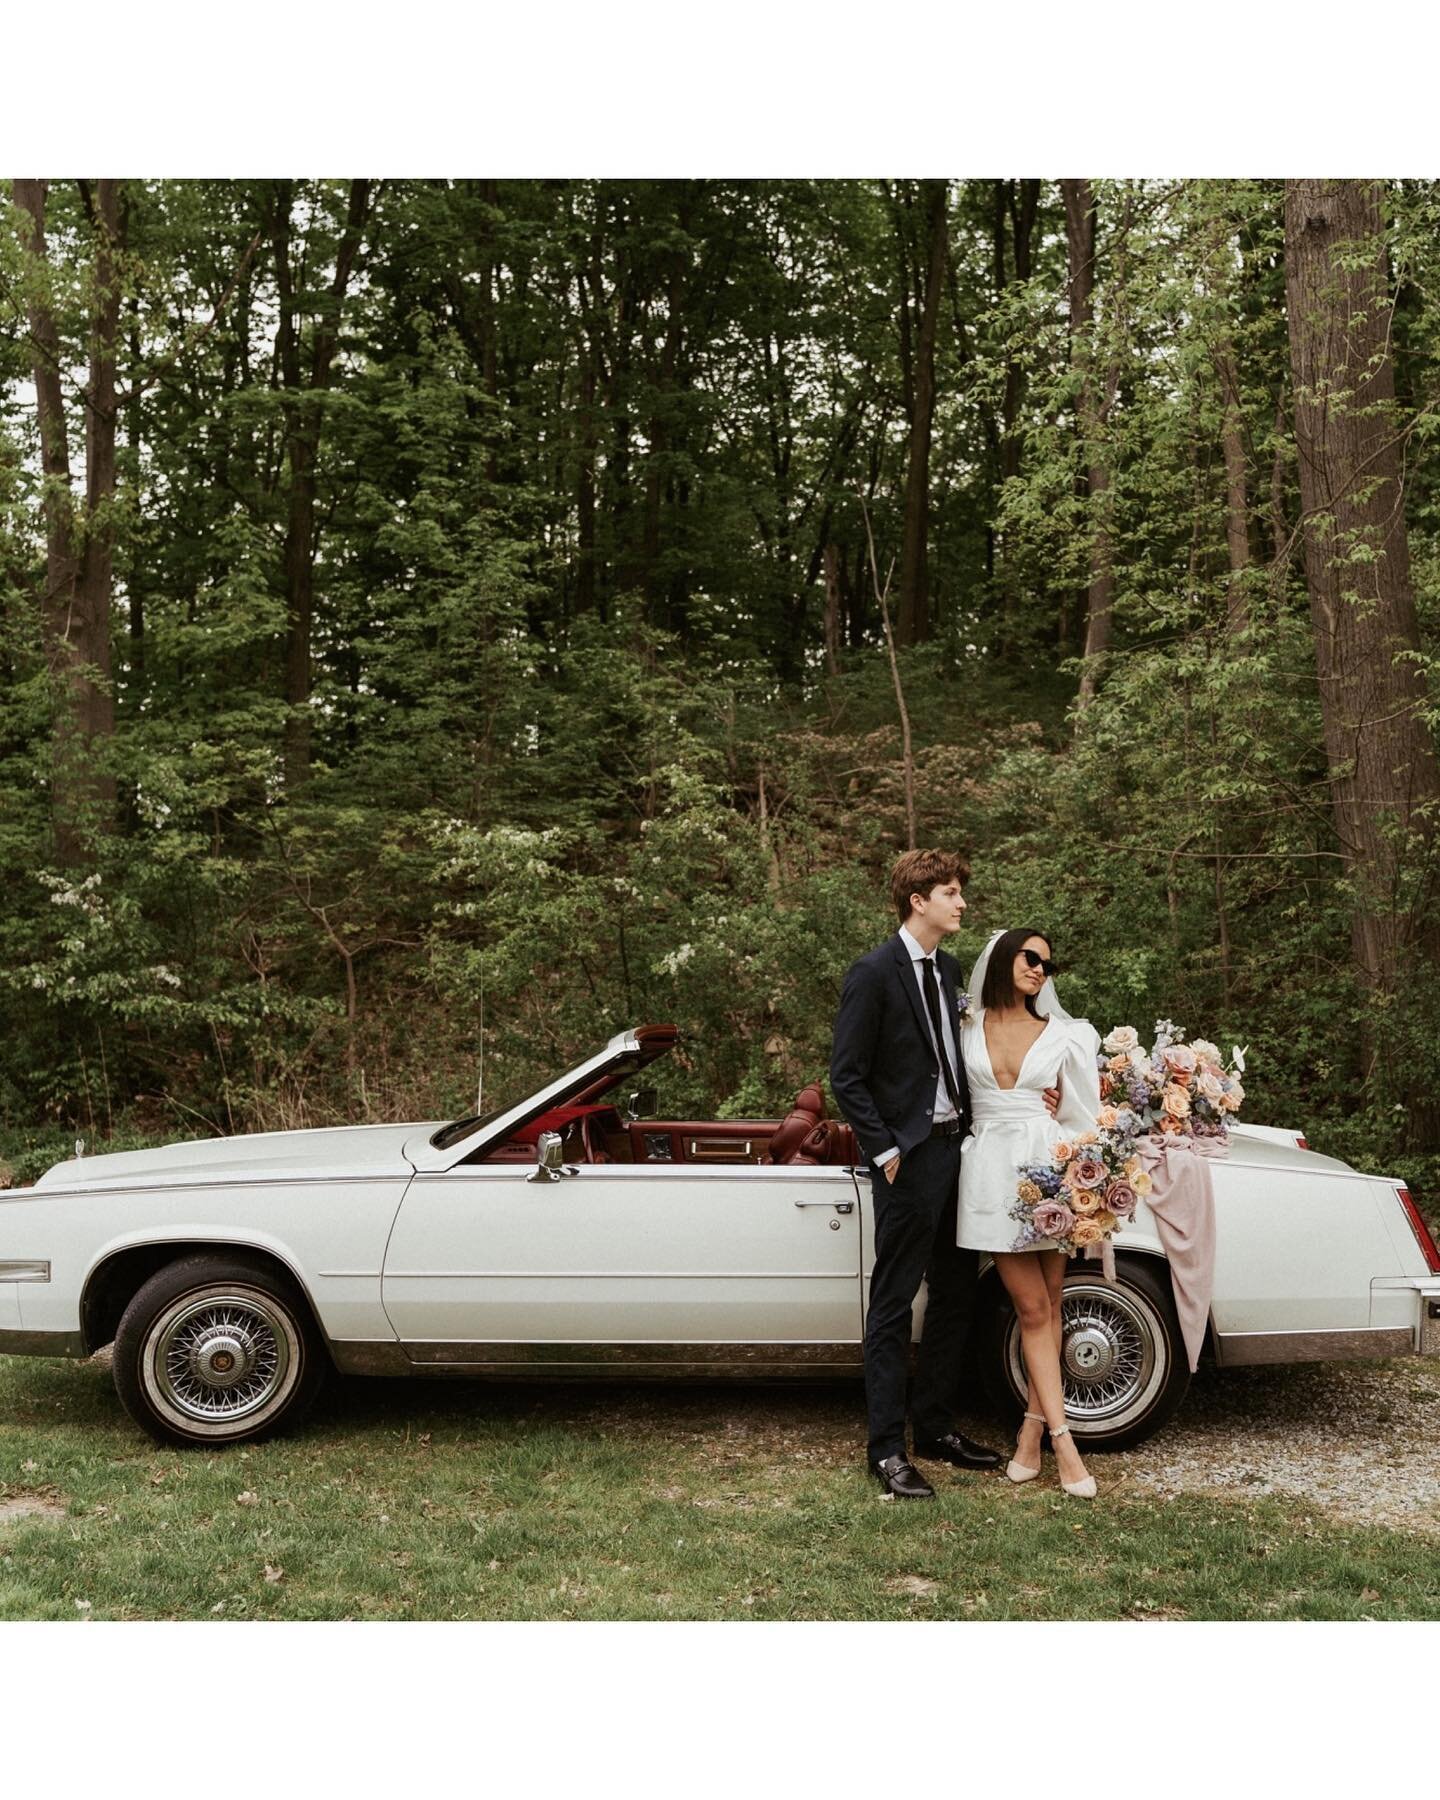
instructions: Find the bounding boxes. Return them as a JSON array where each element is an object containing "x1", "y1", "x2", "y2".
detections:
[{"x1": 1050, "y1": 1424, "x2": 1071, "y2": 1440}]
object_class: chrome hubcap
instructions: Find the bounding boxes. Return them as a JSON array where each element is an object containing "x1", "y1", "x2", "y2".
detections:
[
  {"x1": 1005, "y1": 1278, "x2": 1167, "y2": 1434},
  {"x1": 146, "y1": 1291, "x2": 295, "y2": 1425}
]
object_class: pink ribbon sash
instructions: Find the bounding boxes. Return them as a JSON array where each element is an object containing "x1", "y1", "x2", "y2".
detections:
[{"x1": 1129, "y1": 1134, "x2": 1223, "y2": 1372}]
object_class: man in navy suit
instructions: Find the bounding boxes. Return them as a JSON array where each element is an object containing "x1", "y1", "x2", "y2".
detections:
[{"x1": 830, "y1": 848, "x2": 1003, "y2": 1498}]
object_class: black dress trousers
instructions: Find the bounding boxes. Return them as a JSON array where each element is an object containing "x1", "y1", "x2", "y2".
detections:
[{"x1": 863, "y1": 1132, "x2": 980, "y2": 1464}]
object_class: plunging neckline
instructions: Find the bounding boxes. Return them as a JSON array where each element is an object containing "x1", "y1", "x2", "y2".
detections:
[{"x1": 980, "y1": 1009, "x2": 1052, "y2": 1091}]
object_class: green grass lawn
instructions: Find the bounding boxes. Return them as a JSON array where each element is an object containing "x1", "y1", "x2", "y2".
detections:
[{"x1": 1, "y1": 1353, "x2": 1436, "y2": 1621}]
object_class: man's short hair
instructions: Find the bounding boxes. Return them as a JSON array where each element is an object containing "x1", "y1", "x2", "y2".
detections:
[{"x1": 889, "y1": 848, "x2": 971, "y2": 924}]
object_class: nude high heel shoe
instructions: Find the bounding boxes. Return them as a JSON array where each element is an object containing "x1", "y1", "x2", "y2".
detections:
[
  {"x1": 1005, "y1": 1412, "x2": 1046, "y2": 1484},
  {"x1": 1050, "y1": 1424, "x2": 1097, "y2": 1499}
]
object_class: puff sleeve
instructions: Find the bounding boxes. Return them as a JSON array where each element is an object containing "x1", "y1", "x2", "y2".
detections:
[{"x1": 1055, "y1": 1020, "x2": 1103, "y2": 1135}]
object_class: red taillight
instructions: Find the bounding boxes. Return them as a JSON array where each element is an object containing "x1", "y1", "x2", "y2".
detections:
[
  {"x1": 1396, "y1": 1187, "x2": 1440, "y2": 1274},
  {"x1": 1296, "y1": 1135, "x2": 1309, "y2": 1151}
]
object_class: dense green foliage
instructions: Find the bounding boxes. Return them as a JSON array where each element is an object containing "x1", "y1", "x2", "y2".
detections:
[{"x1": 1, "y1": 179, "x2": 1437, "y2": 1204}]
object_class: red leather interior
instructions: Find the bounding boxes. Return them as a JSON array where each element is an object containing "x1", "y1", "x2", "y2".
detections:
[{"x1": 470, "y1": 1082, "x2": 858, "y2": 1167}]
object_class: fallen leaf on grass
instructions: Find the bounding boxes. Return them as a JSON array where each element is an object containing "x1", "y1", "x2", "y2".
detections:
[
  {"x1": 235, "y1": 1491, "x2": 259, "y2": 1507},
  {"x1": 21, "y1": 1460, "x2": 37, "y2": 1473},
  {"x1": 886, "y1": 1575, "x2": 941, "y2": 1599},
  {"x1": 1360, "y1": 1586, "x2": 1381, "y2": 1603},
  {"x1": 263, "y1": 1563, "x2": 285, "y2": 1584}
]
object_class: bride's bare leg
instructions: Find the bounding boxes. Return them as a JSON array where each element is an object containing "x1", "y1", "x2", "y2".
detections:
[
  {"x1": 995, "y1": 1251, "x2": 1092, "y2": 1490},
  {"x1": 1016, "y1": 1250, "x2": 1069, "y2": 1461}
]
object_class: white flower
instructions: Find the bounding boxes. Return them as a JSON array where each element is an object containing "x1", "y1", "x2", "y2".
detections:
[
  {"x1": 1190, "y1": 1039, "x2": 1221, "y2": 1064},
  {"x1": 1103, "y1": 1025, "x2": 1140, "y2": 1054},
  {"x1": 656, "y1": 943, "x2": 695, "y2": 976}
]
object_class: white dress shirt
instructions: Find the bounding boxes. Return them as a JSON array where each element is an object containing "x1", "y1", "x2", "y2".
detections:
[{"x1": 875, "y1": 924, "x2": 961, "y2": 1168}]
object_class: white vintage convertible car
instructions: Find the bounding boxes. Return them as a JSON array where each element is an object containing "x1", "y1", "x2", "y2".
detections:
[{"x1": 2, "y1": 1025, "x2": 1438, "y2": 1449}]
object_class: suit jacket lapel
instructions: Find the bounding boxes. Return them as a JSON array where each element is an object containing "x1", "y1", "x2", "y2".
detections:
[{"x1": 890, "y1": 937, "x2": 933, "y2": 1049}]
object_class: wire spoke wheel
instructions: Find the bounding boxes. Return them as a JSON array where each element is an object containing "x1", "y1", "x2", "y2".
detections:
[
  {"x1": 138, "y1": 1283, "x2": 303, "y2": 1437},
  {"x1": 992, "y1": 1261, "x2": 1189, "y2": 1449}
]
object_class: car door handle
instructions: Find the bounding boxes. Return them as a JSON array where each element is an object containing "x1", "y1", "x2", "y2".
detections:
[{"x1": 794, "y1": 1197, "x2": 854, "y2": 1213}]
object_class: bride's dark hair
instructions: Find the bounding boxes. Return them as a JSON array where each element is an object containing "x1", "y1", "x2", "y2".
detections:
[{"x1": 980, "y1": 927, "x2": 1052, "y2": 1020}]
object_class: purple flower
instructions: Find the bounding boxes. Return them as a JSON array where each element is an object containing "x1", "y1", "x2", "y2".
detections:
[{"x1": 1128, "y1": 1081, "x2": 1152, "y2": 1110}]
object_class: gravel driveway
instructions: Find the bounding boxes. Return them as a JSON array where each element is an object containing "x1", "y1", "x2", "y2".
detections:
[
  {"x1": 568, "y1": 1355, "x2": 1440, "y2": 1537},
  {"x1": 1095, "y1": 1356, "x2": 1440, "y2": 1535},
  {"x1": 61, "y1": 1345, "x2": 1440, "y2": 1536}
]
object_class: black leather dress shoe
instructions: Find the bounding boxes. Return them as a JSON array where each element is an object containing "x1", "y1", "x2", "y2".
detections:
[
  {"x1": 871, "y1": 1453, "x2": 935, "y2": 1499},
  {"x1": 912, "y1": 1432, "x2": 1003, "y2": 1471}
]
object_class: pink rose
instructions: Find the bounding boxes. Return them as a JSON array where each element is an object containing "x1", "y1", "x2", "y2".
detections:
[
  {"x1": 1105, "y1": 1180, "x2": 1138, "y2": 1216},
  {"x1": 1071, "y1": 1157, "x2": 1107, "y2": 1190},
  {"x1": 1032, "y1": 1201, "x2": 1076, "y2": 1241},
  {"x1": 1164, "y1": 1045, "x2": 1198, "y2": 1076}
]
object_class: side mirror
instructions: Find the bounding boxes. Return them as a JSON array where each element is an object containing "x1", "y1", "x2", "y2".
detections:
[
  {"x1": 527, "y1": 1130, "x2": 566, "y2": 1183},
  {"x1": 625, "y1": 1087, "x2": 658, "y2": 1123}
]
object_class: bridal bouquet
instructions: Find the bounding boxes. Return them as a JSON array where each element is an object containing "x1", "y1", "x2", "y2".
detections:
[
  {"x1": 1096, "y1": 1021, "x2": 1247, "y2": 1143},
  {"x1": 1009, "y1": 1127, "x2": 1150, "y2": 1255}
]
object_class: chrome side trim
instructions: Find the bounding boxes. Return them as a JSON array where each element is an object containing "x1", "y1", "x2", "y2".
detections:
[
  {"x1": 329, "y1": 1340, "x2": 412, "y2": 1377},
  {"x1": 1212, "y1": 1326, "x2": 1415, "y2": 1368},
  {"x1": 0, "y1": 1260, "x2": 50, "y2": 1281},
  {"x1": 383, "y1": 1269, "x2": 854, "y2": 1280},
  {"x1": 0, "y1": 1328, "x2": 86, "y2": 1359},
  {"x1": 401, "y1": 1340, "x2": 864, "y2": 1370}
]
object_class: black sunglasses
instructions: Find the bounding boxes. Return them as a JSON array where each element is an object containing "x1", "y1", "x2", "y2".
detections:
[{"x1": 1021, "y1": 948, "x2": 1058, "y2": 977}]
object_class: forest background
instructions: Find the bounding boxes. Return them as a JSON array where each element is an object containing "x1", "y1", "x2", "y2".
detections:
[{"x1": 1, "y1": 177, "x2": 1437, "y2": 1218}]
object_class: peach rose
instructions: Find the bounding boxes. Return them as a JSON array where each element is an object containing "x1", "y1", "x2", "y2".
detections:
[
  {"x1": 1162, "y1": 1085, "x2": 1191, "y2": 1118},
  {"x1": 1070, "y1": 1186, "x2": 1102, "y2": 1215},
  {"x1": 1096, "y1": 1105, "x2": 1118, "y2": 1129},
  {"x1": 1053, "y1": 1140, "x2": 1074, "y2": 1164},
  {"x1": 1091, "y1": 1210, "x2": 1117, "y2": 1235},
  {"x1": 1108, "y1": 1052, "x2": 1132, "y2": 1073},
  {"x1": 1076, "y1": 1131, "x2": 1099, "y2": 1148},
  {"x1": 1071, "y1": 1218, "x2": 1105, "y2": 1247}
]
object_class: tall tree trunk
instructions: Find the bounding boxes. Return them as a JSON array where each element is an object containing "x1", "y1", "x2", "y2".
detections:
[
  {"x1": 898, "y1": 179, "x2": 948, "y2": 645},
  {"x1": 1284, "y1": 178, "x2": 1440, "y2": 1141},
  {"x1": 1215, "y1": 338, "x2": 1251, "y2": 632},
  {"x1": 272, "y1": 179, "x2": 370, "y2": 787},
  {"x1": 822, "y1": 541, "x2": 842, "y2": 676},
  {"x1": 12, "y1": 178, "x2": 122, "y2": 862},
  {"x1": 1061, "y1": 179, "x2": 1115, "y2": 703}
]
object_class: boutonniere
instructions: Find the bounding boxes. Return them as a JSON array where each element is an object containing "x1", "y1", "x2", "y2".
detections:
[{"x1": 957, "y1": 990, "x2": 973, "y2": 1025}]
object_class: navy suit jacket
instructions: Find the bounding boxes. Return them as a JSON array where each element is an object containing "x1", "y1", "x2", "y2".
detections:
[{"x1": 829, "y1": 934, "x2": 973, "y2": 1165}]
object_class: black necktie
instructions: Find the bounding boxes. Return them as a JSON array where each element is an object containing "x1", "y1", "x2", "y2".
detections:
[{"x1": 922, "y1": 958, "x2": 963, "y2": 1115}]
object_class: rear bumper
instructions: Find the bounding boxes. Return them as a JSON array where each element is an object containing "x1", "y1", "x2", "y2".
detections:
[
  {"x1": 1215, "y1": 1281, "x2": 1440, "y2": 1367},
  {"x1": 0, "y1": 1328, "x2": 87, "y2": 1359}
]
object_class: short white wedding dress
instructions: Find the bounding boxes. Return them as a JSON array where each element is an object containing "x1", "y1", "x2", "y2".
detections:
[{"x1": 956, "y1": 1007, "x2": 1103, "y2": 1254}]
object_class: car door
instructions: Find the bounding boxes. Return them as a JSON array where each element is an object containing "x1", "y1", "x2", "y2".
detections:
[{"x1": 381, "y1": 1160, "x2": 865, "y2": 1373}]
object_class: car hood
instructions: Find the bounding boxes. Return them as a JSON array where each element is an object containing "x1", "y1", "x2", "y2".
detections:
[{"x1": 31, "y1": 1121, "x2": 441, "y2": 1192}]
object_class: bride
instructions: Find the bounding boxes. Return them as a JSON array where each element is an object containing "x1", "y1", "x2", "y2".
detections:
[{"x1": 958, "y1": 928, "x2": 1102, "y2": 1499}]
